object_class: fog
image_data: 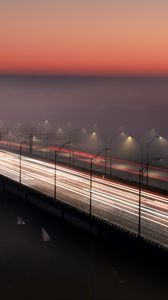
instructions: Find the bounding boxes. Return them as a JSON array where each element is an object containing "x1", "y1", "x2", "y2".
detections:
[{"x1": 0, "y1": 75, "x2": 168, "y2": 138}]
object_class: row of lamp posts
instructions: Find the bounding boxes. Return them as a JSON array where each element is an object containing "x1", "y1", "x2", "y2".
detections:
[
  {"x1": 138, "y1": 157, "x2": 162, "y2": 237},
  {"x1": 89, "y1": 137, "x2": 164, "y2": 238},
  {"x1": 18, "y1": 135, "x2": 165, "y2": 238},
  {"x1": 19, "y1": 134, "x2": 163, "y2": 185},
  {"x1": 53, "y1": 141, "x2": 72, "y2": 200}
]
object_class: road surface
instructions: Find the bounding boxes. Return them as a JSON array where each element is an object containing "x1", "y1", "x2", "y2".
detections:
[
  {"x1": 0, "y1": 150, "x2": 167, "y2": 247},
  {"x1": 1, "y1": 140, "x2": 168, "y2": 190}
]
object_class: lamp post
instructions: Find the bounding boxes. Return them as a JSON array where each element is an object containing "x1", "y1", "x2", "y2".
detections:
[
  {"x1": 46, "y1": 146, "x2": 48, "y2": 160},
  {"x1": 108, "y1": 148, "x2": 112, "y2": 177},
  {"x1": 104, "y1": 148, "x2": 112, "y2": 177},
  {"x1": 138, "y1": 157, "x2": 162, "y2": 237},
  {"x1": 89, "y1": 158, "x2": 94, "y2": 216},
  {"x1": 128, "y1": 136, "x2": 144, "y2": 170},
  {"x1": 109, "y1": 130, "x2": 126, "y2": 176},
  {"x1": 71, "y1": 150, "x2": 75, "y2": 167},
  {"x1": 138, "y1": 167, "x2": 144, "y2": 237},
  {"x1": 70, "y1": 142, "x2": 73, "y2": 164},
  {"x1": 104, "y1": 148, "x2": 107, "y2": 176},
  {"x1": 146, "y1": 136, "x2": 160, "y2": 184},
  {"x1": 19, "y1": 140, "x2": 26, "y2": 183},
  {"x1": 54, "y1": 141, "x2": 71, "y2": 200},
  {"x1": 89, "y1": 148, "x2": 108, "y2": 216},
  {"x1": 146, "y1": 157, "x2": 162, "y2": 187}
]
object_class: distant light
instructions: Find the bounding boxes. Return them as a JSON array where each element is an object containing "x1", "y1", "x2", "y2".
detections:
[
  {"x1": 66, "y1": 121, "x2": 72, "y2": 127},
  {"x1": 57, "y1": 127, "x2": 63, "y2": 134},
  {"x1": 82, "y1": 128, "x2": 87, "y2": 134},
  {"x1": 158, "y1": 136, "x2": 163, "y2": 140},
  {"x1": 92, "y1": 131, "x2": 96, "y2": 136},
  {"x1": 127, "y1": 136, "x2": 133, "y2": 142},
  {"x1": 150, "y1": 128, "x2": 156, "y2": 133}
]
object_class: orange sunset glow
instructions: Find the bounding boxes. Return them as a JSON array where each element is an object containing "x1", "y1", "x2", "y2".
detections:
[{"x1": 0, "y1": 0, "x2": 168, "y2": 75}]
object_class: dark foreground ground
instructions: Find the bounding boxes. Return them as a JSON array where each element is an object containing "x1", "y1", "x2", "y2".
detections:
[{"x1": 0, "y1": 191, "x2": 167, "y2": 300}]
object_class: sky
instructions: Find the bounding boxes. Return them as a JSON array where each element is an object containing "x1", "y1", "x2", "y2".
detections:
[{"x1": 0, "y1": 0, "x2": 168, "y2": 75}]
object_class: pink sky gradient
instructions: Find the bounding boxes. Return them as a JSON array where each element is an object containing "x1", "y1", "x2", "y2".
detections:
[{"x1": 1, "y1": 0, "x2": 168, "y2": 75}]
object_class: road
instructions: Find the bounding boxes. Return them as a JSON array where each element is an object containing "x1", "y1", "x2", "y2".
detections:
[
  {"x1": 1, "y1": 140, "x2": 168, "y2": 190},
  {"x1": 0, "y1": 150, "x2": 167, "y2": 247}
]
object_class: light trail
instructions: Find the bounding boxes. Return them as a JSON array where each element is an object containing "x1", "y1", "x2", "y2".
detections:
[
  {"x1": 0, "y1": 150, "x2": 167, "y2": 247},
  {"x1": 1, "y1": 141, "x2": 168, "y2": 185}
]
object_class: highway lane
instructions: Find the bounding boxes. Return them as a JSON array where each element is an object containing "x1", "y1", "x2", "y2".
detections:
[
  {"x1": 47, "y1": 149, "x2": 168, "y2": 185},
  {"x1": 0, "y1": 150, "x2": 167, "y2": 247},
  {"x1": 1, "y1": 141, "x2": 168, "y2": 190}
]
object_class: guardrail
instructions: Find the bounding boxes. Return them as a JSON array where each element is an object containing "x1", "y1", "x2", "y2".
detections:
[{"x1": 0, "y1": 174, "x2": 167, "y2": 252}]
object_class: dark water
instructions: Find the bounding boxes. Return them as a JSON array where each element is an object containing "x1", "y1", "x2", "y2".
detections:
[
  {"x1": 0, "y1": 75, "x2": 168, "y2": 137},
  {"x1": 0, "y1": 192, "x2": 167, "y2": 300}
]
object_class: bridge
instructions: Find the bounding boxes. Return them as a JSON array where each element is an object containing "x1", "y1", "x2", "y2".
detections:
[{"x1": 0, "y1": 148, "x2": 167, "y2": 249}]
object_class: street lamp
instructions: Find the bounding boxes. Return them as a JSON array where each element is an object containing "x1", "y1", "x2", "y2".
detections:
[
  {"x1": 92, "y1": 131, "x2": 96, "y2": 137},
  {"x1": 69, "y1": 142, "x2": 73, "y2": 164},
  {"x1": 146, "y1": 136, "x2": 163, "y2": 184},
  {"x1": 109, "y1": 130, "x2": 127, "y2": 176},
  {"x1": 138, "y1": 167, "x2": 144, "y2": 237},
  {"x1": 46, "y1": 145, "x2": 48, "y2": 160},
  {"x1": 127, "y1": 136, "x2": 144, "y2": 170},
  {"x1": 70, "y1": 143, "x2": 75, "y2": 167},
  {"x1": 146, "y1": 157, "x2": 162, "y2": 186},
  {"x1": 53, "y1": 141, "x2": 71, "y2": 200},
  {"x1": 138, "y1": 157, "x2": 162, "y2": 237},
  {"x1": 19, "y1": 140, "x2": 26, "y2": 183},
  {"x1": 104, "y1": 148, "x2": 112, "y2": 177},
  {"x1": 89, "y1": 148, "x2": 108, "y2": 216},
  {"x1": 109, "y1": 129, "x2": 126, "y2": 145}
]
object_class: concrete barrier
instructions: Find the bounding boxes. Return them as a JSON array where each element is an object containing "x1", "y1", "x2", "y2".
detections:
[{"x1": 0, "y1": 174, "x2": 167, "y2": 255}]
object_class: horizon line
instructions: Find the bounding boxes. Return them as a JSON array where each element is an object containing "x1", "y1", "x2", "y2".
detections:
[{"x1": 0, "y1": 72, "x2": 168, "y2": 78}]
